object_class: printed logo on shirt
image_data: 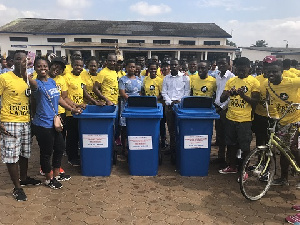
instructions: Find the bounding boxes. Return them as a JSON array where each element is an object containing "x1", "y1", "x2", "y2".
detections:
[
  {"x1": 150, "y1": 85, "x2": 155, "y2": 91},
  {"x1": 280, "y1": 93, "x2": 289, "y2": 101},
  {"x1": 56, "y1": 85, "x2": 61, "y2": 91},
  {"x1": 201, "y1": 86, "x2": 208, "y2": 93},
  {"x1": 9, "y1": 103, "x2": 29, "y2": 116},
  {"x1": 241, "y1": 86, "x2": 248, "y2": 93}
]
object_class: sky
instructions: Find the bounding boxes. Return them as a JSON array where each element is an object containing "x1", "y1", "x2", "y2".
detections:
[{"x1": 0, "y1": 0, "x2": 299, "y2": 48}]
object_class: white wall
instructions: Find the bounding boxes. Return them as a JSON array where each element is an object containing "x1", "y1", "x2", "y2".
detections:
[{"x1": 241, "y1": 48, "x2": 272, "y2": 62}]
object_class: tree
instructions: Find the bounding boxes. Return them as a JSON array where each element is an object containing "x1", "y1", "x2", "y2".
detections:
[
  {"x1": 226, "y1": 39, "x2": 236, "y2": 47},
  {"x1": 251, "y1": 40, "x2": 268, "y2": 47}
]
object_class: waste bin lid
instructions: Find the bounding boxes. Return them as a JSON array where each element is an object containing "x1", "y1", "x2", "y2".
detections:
[
  {"x1": 174, "y1": 104, "x2": 220, "y2": 119},
  {"x1": 73, "y1": 105, "x2": 118, "y2": 119},
  {"x1": 181, "y1": 96, "x2": 213, "y2": 109},
  {"x1": 127, "y1": 96, "x2": 157, "y2": 107},
  {"x1": 122, "y1": 103, "x2": 163, "y2": 118}
]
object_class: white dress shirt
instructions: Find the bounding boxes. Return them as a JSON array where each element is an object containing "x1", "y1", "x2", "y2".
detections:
[
  {"x1": 214, "y1": 70, "x2": 235, "y2": 109},
  {"x1": 162, "y1": 72, "x2": 190, "y2": 105}
]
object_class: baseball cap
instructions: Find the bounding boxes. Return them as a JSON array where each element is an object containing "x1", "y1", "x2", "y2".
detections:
[{"x1": 263, "y1": 55, "x2": 277, "y2": 63}]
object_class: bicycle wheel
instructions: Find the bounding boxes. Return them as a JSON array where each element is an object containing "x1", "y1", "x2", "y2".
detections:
[{"x1": 240, "y1": 147, "x2": 275, "y2": 201}]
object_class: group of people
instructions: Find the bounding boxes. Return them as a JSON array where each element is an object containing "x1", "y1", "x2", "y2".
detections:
[{"x1": 0, "y1": 49, "x2": 299, "y2": 204}]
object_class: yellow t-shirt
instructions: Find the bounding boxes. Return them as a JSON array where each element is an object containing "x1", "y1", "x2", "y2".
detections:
[
  {"x1": 54, "y1": 75, "x2": 67, "y2": 114},
  {"x1": 261, "y1": 77, "x2": 300, "y2": 126},
  {"x1": 32, "y1": 71, "x2": 38, "y2": 80},
  {"x1": 283, "y1": 70, "x2": 297, "y2": 78},
  {"x1": 143, "y1": 76, "x2": 163, "y2": 99},
  {"x1": 225, "y1": 76, "x2": 260, "y2": 122},
  {"x1": 255, "y1": 74, "x2": 268, "y2": 117},
  {"x1": 95, "y1": 67, "x2": 119, "y2": 104},
  {"x1": 80, "y1": 70, "x2": 98, "y2": 102},
  {"x1": 190, "y1": 75, "x2": 216, "y2": 97},
  {"x1": 0, "y1": 71, "x2": 30, "y2": 122},
  {"x1": 289, "y1": 68, "x2": 300, "y2": 77},
  {"x1": 64, "y1": 72, "x2": 85, "y2": 117},
  {"x1": 117, "y1": 70, "x2": 126, "y2": 79}
]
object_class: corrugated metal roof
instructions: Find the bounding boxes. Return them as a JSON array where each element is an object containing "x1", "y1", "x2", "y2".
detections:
[{"x1": 0, "y1": 18, "x2": 231, "y2": 38}]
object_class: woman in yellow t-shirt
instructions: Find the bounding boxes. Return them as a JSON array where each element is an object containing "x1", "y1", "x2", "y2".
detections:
[
  {"x1": 142, "y1": 62, "x2": 163, "y2": 101},
  {"x1": 81, "y1": 57, "x2": 104, "y2": 105}
]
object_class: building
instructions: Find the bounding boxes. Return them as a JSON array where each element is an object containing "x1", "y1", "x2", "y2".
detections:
[
  {"x1": 0, "y1": 18, "x2": 237, "y2": 62},
  {"x1": 240, "y1": 47, "x2": 300, "y2": 62}
]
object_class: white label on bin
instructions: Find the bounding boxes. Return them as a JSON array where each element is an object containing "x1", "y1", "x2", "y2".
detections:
[
  {"x1": 184, "y1": 135, "x2": 208, "y2": 149},
  {"x1": 128, "y1": 136, "x2": 152, "y2": 150},
  {"x1": 82, "y1": 134, "x2": 108, "y2": 148}
]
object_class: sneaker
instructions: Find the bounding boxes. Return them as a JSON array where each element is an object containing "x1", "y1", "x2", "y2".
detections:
[
  {"x1": 45, "y1": 178, "x2": 63, "y2": 189},
  {"x1": 56, "y1": 173, "x2": 71, "y2": 182},
  {"x1": 13, "y1": 188, "x2": 27, "y2": 201},
  {"x1": 296, "y1": 183, "x2": 300, "y2": 189},
  {"x1": 59, "y1": 167, "x2": 65, "y2": 174},
  {"x1": 219, "y1": 166, "x2": 238, "y2": 174},
  {"x1": 20, "y1": 177, "x2": 42, "y2": 186},
  {"x1": 68, "y1": 159, "x2": 81, "y2": 167},
  {"x1": 286, "y1": 213, "x2": 300, "y2": 224},
  {"x1": 292, "y1": 205, "x2": 300, "y2": 212},
  {"x1": 237, "y1": 172, "x2": 248, "y2": 183},
  {"x1": 271, "y1": 178, "x2": 289, "y2": 186}
]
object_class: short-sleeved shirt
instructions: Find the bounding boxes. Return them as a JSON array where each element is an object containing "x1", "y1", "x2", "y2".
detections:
[
  {"x1": 53, "y1": 75, "x2": 67, "y2": 114},
  {"x1": 143, "y1": 76, "x2": 163, "y2": 98},
  {"x1": 255, "y1": 74, "x2": 268, "y2": 117},
  {"x1": 225, "y1": 75, "x2": 260, "y2": 122},
  {"x1": 32, "y1": 78, "x2": 60, "y2": 128},
  {"x1": 260, "y1": 77, "x2": 300, "y2": 126},
  {"x1": 80, "y1": 70, "x2": 98, "y2": 102},
  {"x1": 0, "y1": 71, "x2": 30, "y2": 122},
  {"x1": 64, "y1": 72, "x2": 85, "y2": 117},
  {"x1": 95, "y1": 67, "x2": 119, "y2": 104},
  {"x1": 190, "y1": 75, "x2": 216, "y2": 97}
]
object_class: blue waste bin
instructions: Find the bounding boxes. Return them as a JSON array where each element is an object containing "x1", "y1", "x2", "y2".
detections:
[
  {"x1": 74, "y1": 105, "x2": 118, "y2": 176},
  {"x1": 174, "y1": 96, "x2": 220, "y2": 176},
  {"x1": 122, "y1": 96, "x2": 163, "y2": 176}
]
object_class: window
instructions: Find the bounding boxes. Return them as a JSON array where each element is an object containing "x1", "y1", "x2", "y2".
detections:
[
  {"x1": 56, "y1": 50, "x2": 61, "y2": 57},
  {"x1": 153, "y1": 40, "x2": 170, "y2": 45},
  {"x1": 204, "y1": 41, "x2": 220, "y2": 46},
  {"x1": 47, "y1": 38, "x2": 65, "y2": 43},
  {"x1": 74, "y1": 38, "x2": 92, "y2": 42},
  {"x1": 36, "y1": 50, "x2": 42, "y2": 57},
  {"x1": 101, "y1": 39, "x2": 118, "y2": 43},
  {"x1": 127, "y1": 40, "x2": 145, "y2": 44},
  {"x1": 10, "y1": 37, "x2": 28, "y2": 42},
  {"x1": 179, "y1": 40, "x2": 195, "y2": 45}
]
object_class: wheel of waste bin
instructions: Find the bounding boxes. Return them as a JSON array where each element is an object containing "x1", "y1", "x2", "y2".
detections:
[{"x1": 113, "y1": 150, "x2": 117, "y2": 165}]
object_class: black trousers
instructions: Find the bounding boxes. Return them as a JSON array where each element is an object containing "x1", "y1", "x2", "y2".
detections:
[
  {"x1": 65, "y1": 116, "x2": 80, "y2": 161},
  {"x1": 33, "y1": 124, "x2": 65, "y2": 173}
]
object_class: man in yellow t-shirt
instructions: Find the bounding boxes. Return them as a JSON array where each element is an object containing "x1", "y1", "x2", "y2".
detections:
[
  {"x1": 142, "y1": 63, "x2": 163, "y2": 100},
  {"x1": 93, "y1": 54, "x2": 119, "y2": 105},
  {"x1": 219, "y1": 57, "x2": 260, "y2": 174},
  {"x1": 0, "y1": 50, "x2": 41, "y2": 201},
  {"x1": 261, "y1": 60, "x2": 300, "y2": 186},
  {"x1": 64, "y1": 57, "x2": 86, "y2": 166},
  {"x1": 190, "y1": 61, "x2": 216, "y2": 97}
]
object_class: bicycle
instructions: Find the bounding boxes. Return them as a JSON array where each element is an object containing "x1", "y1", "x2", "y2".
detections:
[{"x1": 239, "y1": 102, "x2": 300, "y2": 201}]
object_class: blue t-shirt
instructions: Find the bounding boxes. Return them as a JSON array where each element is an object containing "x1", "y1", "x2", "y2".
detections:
[{"x1": 32, "y1": 78, "x2": 60, "y2": 128}]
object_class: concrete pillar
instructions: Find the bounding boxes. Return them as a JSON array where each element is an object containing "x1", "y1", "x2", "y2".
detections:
[
  {"x1": 177, "y1": 51, "x2": 181, "y2": 60},
  {"x1": 148, "y1": 51, "x2": 151, "y2": 59},
  {"x1": 201, "y1": 52, "x2": 204, "y2": 60},
  {"x1": 91, "y1": 50, "x2": 95, "y2": 56},
  {"x1": 204, "y1": 51, "x2": 208, "y2": 60}
]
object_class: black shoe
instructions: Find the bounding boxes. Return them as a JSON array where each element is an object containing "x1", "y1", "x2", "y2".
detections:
[
  {"x1": 56, "y1": 173, "x2": 71, "y2": 182},
  {"x1": 271, "y1": 178, "x2": 289, "y2": 186},
  {"x1": 68, "y1": 159, "x2": 81, "y2": 167},
  {"x1": 46, "y1": 178, "x2": 63, "y2": 189},
  {"x1": 259, "y1": 171, "x2": 270, "y2": 182},
  {"x1": 13, "y1": 188, "x2": 27, "y2": 201},
  {"x1": 20, "y1": 177, "x2": 42, "y2": 186}
]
